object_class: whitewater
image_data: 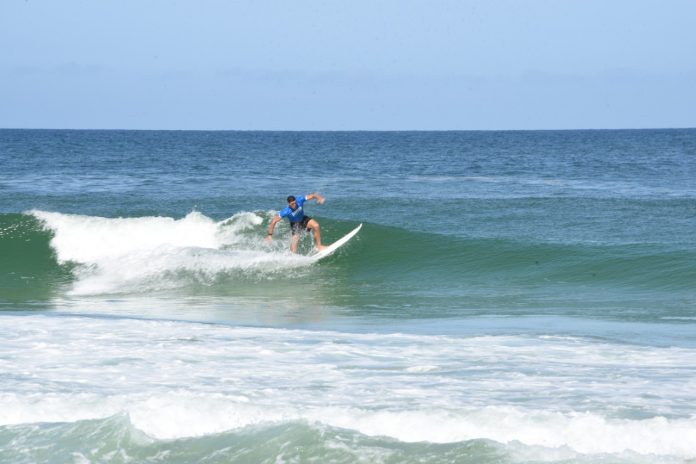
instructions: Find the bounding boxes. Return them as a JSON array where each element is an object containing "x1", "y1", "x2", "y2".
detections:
[
  {"x1": 3, "y1": 314, "x2": 696, "y2": 459},
  {"x1": 30, "y1": 210, "x2": 317, "y2": 295}
]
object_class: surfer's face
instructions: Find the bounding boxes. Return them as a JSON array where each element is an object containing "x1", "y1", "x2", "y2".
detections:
[{"x1": 288, "y1": 200, "x2": 297, "y2": 209}]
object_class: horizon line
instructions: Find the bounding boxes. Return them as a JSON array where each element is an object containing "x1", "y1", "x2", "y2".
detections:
[{"x1": 2, "y1": 126, "x2": 695, "y2": 133}]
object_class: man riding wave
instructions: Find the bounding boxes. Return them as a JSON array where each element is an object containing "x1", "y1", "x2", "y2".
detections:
[{"x1": 267, "y1": 193, "x2": 328, "y2": 253}]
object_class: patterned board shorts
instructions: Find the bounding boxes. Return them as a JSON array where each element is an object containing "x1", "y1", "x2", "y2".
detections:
[{"x1": 290, "y1": 216, "x2": 312, "y2": 235}]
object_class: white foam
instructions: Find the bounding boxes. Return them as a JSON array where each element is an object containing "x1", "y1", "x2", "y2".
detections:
[
  {"x1": 3, "y1": 392, "x2": 696, "y2": 457},
  {"x1": 2, "y1": 314, "x2": 696, "y2": 458},
  {"x1": 30, "y1": 210, "x2": 312, "y2": 295},
  {"x1": 32, "y1": 210, "x2": 224, "y2": 262}
]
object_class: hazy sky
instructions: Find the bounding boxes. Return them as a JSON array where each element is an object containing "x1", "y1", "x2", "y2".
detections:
[{"x1": 1, "y1": 0, "x2": 695, "y2": 130}]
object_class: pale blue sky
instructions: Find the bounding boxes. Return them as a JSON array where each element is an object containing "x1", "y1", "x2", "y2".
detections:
[{"x1": 1, "y1": 0, "x2": 695, "y2": 130}]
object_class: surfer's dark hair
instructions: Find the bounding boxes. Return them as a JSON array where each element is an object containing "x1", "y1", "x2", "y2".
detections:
[{"x1": 287, "y1": 195, "x2": 296, "y2": 203}]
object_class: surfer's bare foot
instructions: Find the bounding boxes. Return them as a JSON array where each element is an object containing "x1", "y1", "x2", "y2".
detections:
[{"x1": 316, "y1": 244, "x2": 328, "y2": 251}]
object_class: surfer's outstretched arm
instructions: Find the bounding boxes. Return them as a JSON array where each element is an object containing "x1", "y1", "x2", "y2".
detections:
[
  {"x1": 306, "y1": 192, "x2": 325, "y2": 204},
  {"x1": 267, "y1": 214, "x2": 281, "y2": 242}
]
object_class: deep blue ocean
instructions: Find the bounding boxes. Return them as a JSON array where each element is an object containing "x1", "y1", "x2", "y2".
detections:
[{"x1": 1, "y1": 129, "x2": 695, "y2": 463}]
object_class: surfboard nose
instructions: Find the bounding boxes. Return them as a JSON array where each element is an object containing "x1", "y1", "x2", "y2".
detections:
[{"x1": 311, "y1": 223, "x2": 363, "y2": 261}]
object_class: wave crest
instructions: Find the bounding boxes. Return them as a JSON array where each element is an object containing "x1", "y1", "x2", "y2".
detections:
[{"x1": 30, "y1": 210, "x2": 313, "y2": 295}]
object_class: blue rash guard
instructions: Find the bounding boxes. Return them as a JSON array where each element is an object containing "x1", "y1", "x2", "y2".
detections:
[{"x1": 279, "y1": 195, "x2": 307, "y2": 223}]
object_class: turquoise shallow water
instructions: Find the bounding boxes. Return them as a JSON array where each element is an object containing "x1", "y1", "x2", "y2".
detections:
[{"x1": 1, "y1": 129, "x2": 696, "y2": 462}]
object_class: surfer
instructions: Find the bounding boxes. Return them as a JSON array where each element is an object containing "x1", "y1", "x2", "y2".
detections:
[{"x1": 267, "y1": 193, "x2": 328, "y2": 253}]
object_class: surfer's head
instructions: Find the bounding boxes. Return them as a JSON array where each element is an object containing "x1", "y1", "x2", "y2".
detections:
[{"x1": 287, "y1": 195, "x2": 297, "y2": 208}]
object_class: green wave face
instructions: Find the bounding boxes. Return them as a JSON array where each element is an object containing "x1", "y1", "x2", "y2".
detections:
[
  {"x1": 323, "y1": 220, "x2": 696, "y2": 320},
  {"x1": 0, "y1": 213, "x2": 73, "y2": 303},
  {"x1": 337, "y1": 220, "x2": 686, "y2": 286}
]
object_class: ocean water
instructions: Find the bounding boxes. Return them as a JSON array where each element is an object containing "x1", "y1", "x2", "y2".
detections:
[{"x1": 1, "y1": 128, "x2": 695, "y2": 463}]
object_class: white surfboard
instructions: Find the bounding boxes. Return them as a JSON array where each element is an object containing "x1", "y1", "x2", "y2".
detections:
[{"x1": 310, "y1": 223, "x2": 362, "y2": 262}]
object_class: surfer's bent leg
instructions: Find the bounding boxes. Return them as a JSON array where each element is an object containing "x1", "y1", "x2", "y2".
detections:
[
  {"x1": 307, "y1": 219, "x2": 326, "y2": 250},
  {"x1": 290, "y1": 221, "x2": 303, "y2": 253},
  {"x1": 290, "y1": 234, "x2": 300, "y2": 253}
]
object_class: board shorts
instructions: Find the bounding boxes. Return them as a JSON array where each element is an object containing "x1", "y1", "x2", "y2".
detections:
[{"x1": 290, "y1": 216, "x2": 312, "y2": 235}]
